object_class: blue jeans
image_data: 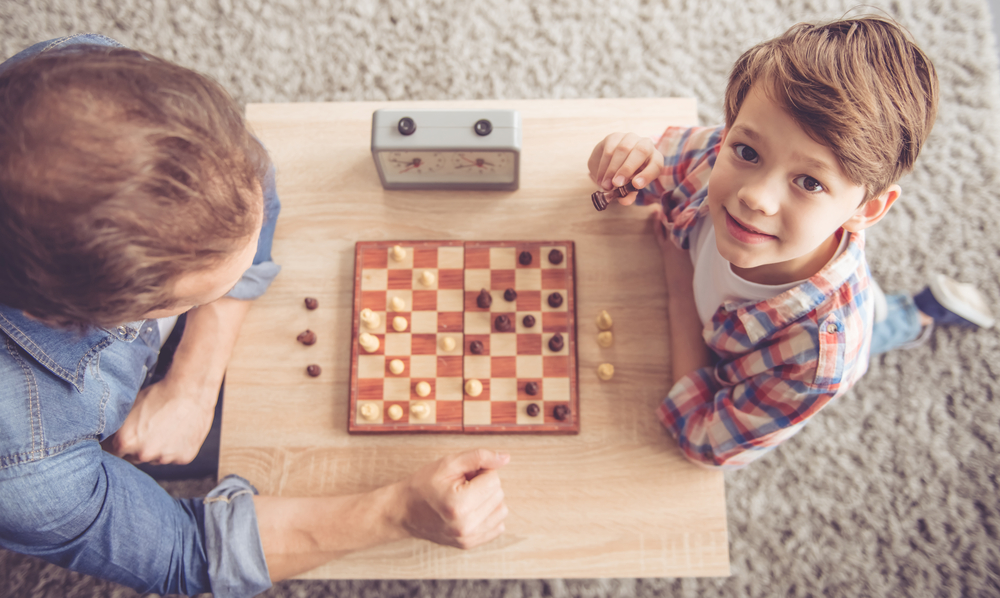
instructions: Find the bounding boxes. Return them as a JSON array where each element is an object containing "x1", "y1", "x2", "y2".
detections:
[{"x1": 870, "y1": 292, "x2": 924, "y2": 356}]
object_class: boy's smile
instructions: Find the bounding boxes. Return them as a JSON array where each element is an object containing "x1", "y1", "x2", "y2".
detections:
[{"x1": 708, "y1": 84, "x2": 897, "y2": 285}]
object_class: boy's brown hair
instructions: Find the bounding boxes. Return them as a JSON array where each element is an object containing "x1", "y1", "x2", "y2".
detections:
[
  {"x1": 0, "y1": 46, "x2": 269, "y2": 329},
  {"x1": 724, "y1": 15, "x2": 939, "y2": 201}
]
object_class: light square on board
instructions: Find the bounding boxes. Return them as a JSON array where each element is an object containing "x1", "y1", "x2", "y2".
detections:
[
  {"x1": 436, "y1": 377, "x2": 464, "y2": 401},
  {"x1": 384, "y1": 333, "x2": 411, "y2": 356},
  {"x1": 489, "y1": 246, "x2": 517, "y2": 270},
  {"x1": 407, "y1": 400, "x2": 437, "y2": 424},
  {"x1": 464, "y1": 401, "x2": 491, "y2": 426},
  {"x1": 540, "y1": 245, "x2": 567, "y2": 269},
  {"x1": 357, "y1": 355, "x2": 386, "y2": 378},
  {"x1": 411, "y1": 268, "x2": 439, "y2": 290},
  {"x1": 515, "y1": 268, "x2": 542, "y2": 291},
  {"x1": 437, "y1": 290, "x2": 464, "y2": 312},
  {"x1": 409, "y1": 355, "x2": 437, "y2": 378},
  {"x1": 411, "y1": 311, "x2": 438, "y2": 334},
  {"x1": 465, "y1": 269, "x2": 491, "y2": 291},
  {"x1": 386, "y1": 290, "x2": 412, "y2": 312},
  {"x1": 356, "y1": 400, "x2": 384, "y2": 425},
  {"x1": 383, "y1": 377, "x2": 412, "y2": 402},
  {"x1": 516, "y1": 355, "x2": 544, "y2": 379},
  {"x1": 543, "y1": 377, "x2": 571, "y2": 402},
  {"x1": 542, "y1": 333, "x2": 568, "y2": 356},
  {"x1": 489, "y1": 334, "x2": 517, "y2": 356},
  {"x1": 516, "y1": 401, "x2": 545, "y2": 425},
  {"x1": 464, "y1": 355, "x2": 491, "y2": 379},
  {"x1": 361, "y1": 269, "x2": 388, "y2": 291},
  {"x1": 490, "y1": 378, "x2": 518, "y2": 401},
  {"x1": 438, "y1": 246, "x2": 465, "y2": 269},
  {"x1": 465, "y1": 311, "x2": 491, "y2": 334},
  {"x1": 436, "y1": 334, "x2": 463, "y2": 356}
]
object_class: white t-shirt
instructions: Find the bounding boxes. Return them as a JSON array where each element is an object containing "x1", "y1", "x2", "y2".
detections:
[{"x1": 688, "y1": 218, "x2": 848, "y2": 327}]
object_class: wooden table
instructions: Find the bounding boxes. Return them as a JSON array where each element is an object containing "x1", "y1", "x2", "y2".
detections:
[{"x1": 220, "y1": 99, "x2": 730, "y2": 579}]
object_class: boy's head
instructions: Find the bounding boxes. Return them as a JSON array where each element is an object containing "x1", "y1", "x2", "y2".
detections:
[
  {"x1": 706, "y1": 16, "x2": 939, "y2": 285},
  {"x1": 0, "y1": 46, "x2": 269, "y2": 329},
  {"x1": 723, "y1": 15, "x2": 938, "y2": 202}
]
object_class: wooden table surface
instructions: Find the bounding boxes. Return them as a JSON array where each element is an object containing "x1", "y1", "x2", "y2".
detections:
[{"x1": 220, "y1": 98, "x2": 730, "y2": 579}]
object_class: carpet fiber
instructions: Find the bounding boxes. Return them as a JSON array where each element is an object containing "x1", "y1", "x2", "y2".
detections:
[{"x1": 2, "y1": 1, "x2": 1000, "y2": 596}]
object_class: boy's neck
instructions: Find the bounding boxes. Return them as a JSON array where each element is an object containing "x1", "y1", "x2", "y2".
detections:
[{"x1": 731, "y1": 229, "x2": 843, "y2": 286}]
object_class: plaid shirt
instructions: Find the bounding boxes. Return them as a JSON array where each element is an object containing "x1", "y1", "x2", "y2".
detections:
[{"x1": 637, "y1": 125, "x2": 875, "y2": 469}]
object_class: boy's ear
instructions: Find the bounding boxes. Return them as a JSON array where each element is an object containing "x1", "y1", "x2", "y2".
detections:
[{"x1": 842, "y1": 184, "x2": 900, "y2": 232}]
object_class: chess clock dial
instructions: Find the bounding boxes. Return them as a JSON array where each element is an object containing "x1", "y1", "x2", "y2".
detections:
[{"x1": 372, "y1": 109, "x2": 521, "y2": 190}]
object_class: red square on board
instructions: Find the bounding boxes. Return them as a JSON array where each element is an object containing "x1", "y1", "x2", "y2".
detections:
[
  {"x1": 361, "y1": 291, "x2": 387, "y2": 311},
  {"x1": 516, "y1": 291, "x2": 541, "y2": 311},
  {"x1": 437, "y1": 401, "x2": 463, "y2": 423},
  {"x1": 542, "y1": 269, "x2": 568, "y2": 289},
  {"x1": 388, "y1": 270, "x2": 413, "y2": 289},
  {"x1": 491, "y1": 402, "x2": 517, "y2": 424},
  {"x1": 542, "y1": 311, "x2": 568, "y2": 332},
  {"x1": 358, "y1": 378, "x2": 384, "y2": 401},
  {"x1": 465, "y1": 247, "x2": 490, "y2": 269},
  {"x1": 412, "y1": 334, "x2": 437, "y2": 355},
  {"x1": 491, "y1": 269, "x2": 515, "y2": 289},
  {"x1": 437, "y1": 355, "x2": 463, "y2": 377},
  {"x1": 413, "y1": 247, "x2": 438, "y2": 268},
  {"x1": 438, "y1": 312, "x2": 462, "y2": 331},
  {"x1": 517, "y1": 334, "x2": 542, "y2": 355},
  {"x1": 543, "y1": 355, "x2": 569, "y2": 377},
  {"x1": 412, "y1": 290, "x2": 437, "y2": 311},
  {"x1": 491, "y1": 356, "x2": 517, "y2": 377},
  {"x1": 439, "y1": 269, "x2": 463, "y2": 289},
  {"x1": 362, "y1": 250, "x2": 388, "y2": 269}
]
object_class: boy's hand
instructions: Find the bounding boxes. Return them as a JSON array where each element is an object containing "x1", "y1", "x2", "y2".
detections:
[
  {"x1": 103, "y1": 377, "x2": 216, "y2": 465},
  {"x1": 391, "y1": 449, "x2": 510, "y2": 549},
  {"x1": 588, "y1": 132, "x2": 664, "y2": 205}
]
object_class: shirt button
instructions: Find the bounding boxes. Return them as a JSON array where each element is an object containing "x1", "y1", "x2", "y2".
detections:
[
  {"x1": 826, "y1": 322, "x2": 838, "y2": 334},
  {"x1": 117, "y1": 326, "x2": 127, "y2": 335}
]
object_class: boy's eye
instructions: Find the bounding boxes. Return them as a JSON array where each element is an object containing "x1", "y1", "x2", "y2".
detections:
[
  {"x1": 733, "y1": 143, "x2": 758, "y2": 163},
  {"x1": 793, "y1": 175, "x2": 825, "y2": 193}
]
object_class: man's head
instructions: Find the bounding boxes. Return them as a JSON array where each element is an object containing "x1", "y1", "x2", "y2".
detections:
[
  {"x1": 707, "y1": 16, "x2": 939, "y2": 285},
  {"x1": 0, "y1": 46, "x2": 268, "y2": 329}
]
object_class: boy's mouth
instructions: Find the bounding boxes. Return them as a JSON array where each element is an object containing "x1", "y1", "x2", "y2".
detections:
[{"x1": 724, "y1": 210, "x2": 776, "y2": 244}]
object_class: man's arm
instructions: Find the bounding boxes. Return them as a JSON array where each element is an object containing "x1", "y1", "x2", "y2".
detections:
[
  {"x1": 108, "y1": 297, "x2": 250, "y2": 464},
  {"x1": 253, "y1": 449, "x2": 510, "y2": 581}
]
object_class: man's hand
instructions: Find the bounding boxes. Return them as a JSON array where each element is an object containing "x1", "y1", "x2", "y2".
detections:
[
  {"x1": 103, "y1": 376, "x2": 216, "y2": 465},
  {"x1": 393, "y1": 449, "x2": 510, "y2": 550},
  {"x1": 588, "y1": 132, "x2": 664, "y2": 205}
]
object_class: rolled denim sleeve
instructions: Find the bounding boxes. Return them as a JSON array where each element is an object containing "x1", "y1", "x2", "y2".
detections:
[
  {"x1": 0, "y1": 442, "x2": 271, "y2": 597},
  {"x1": 227, "y1": 164, "x2": 282, "y2": 300}
]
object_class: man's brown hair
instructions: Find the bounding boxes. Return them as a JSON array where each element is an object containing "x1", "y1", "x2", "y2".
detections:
[
  {"x1": 724, "y1": 15, "x2": 939, "y2": 201},
  {"x1": 0, "y1": 46, "x2": 269, "y2": 329}
]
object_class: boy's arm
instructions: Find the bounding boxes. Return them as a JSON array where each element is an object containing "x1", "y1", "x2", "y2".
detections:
[
  {"x1": 652, "y1": 209, "x2": 712, "y2": 380},
  {"x1": 108, "y1": 297, "x2": 249, "y2": 464}
]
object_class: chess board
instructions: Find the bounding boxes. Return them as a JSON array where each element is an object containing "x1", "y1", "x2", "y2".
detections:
[{"x1": 348, "y1": 240, "x2": 578, "y2": 434}]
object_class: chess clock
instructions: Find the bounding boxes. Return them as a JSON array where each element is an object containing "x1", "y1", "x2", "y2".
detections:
[{"x1": 371, "y1": 109, "x2": 521, "y2": 191}]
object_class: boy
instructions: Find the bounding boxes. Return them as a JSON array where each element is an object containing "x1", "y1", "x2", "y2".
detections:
[
  {"x1": 0, "y1": 36, "x2": 508, "y2": 596},
  {"x1": 588, "y1": 16, "x2": 994, "y2": 469}
]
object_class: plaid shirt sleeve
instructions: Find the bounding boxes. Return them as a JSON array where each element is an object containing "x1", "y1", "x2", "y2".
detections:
[
  {"x1": 655, "y1": 240, "x2": 875, "y2": 470},
  {"x1": 637, "y1": 125, "x2": 724, "y2": 249}
]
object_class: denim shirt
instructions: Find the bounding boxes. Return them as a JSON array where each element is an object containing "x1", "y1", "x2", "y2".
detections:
[{"x1": 0, "y1": 35, "x2": 277, "y2": 597}]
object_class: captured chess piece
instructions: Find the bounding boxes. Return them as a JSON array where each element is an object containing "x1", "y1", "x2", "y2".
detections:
[{"x1": 592, "y1": 180, "x2": 638, "y2": 211}]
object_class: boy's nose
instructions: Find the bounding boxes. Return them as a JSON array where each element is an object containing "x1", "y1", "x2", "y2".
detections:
[{"x1": 738, "y1": 173, "x2": 780, "y2": 216}]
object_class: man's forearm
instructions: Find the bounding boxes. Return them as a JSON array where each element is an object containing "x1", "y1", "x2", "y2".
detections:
[
  {"x1": 168, "y1": 297, "x2": 252, "y2": 401},
  {"x1": 253, "y1": 483, "x2": 408, "y2": 581}
]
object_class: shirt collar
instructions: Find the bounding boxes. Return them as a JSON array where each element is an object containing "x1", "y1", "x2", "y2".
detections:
[
  {"x1": 0, "y1": 305, "x2": 141, "y2": 392},
  {"x1": 732, "y1": 230, "x2": 867, "y2": 344}
]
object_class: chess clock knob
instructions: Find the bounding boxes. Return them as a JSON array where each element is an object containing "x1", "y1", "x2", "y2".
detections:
[{"x1": 371, "y1": 109, "x2": 521, "y2": 191}]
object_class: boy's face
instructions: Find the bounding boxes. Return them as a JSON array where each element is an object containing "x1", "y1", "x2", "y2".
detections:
[
  {"x1": 708, "y1": 84, "x2": 885, "y2": 285},
  {"x1": 140, "y1": 185, "x2": 265, "y2": 319}
]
